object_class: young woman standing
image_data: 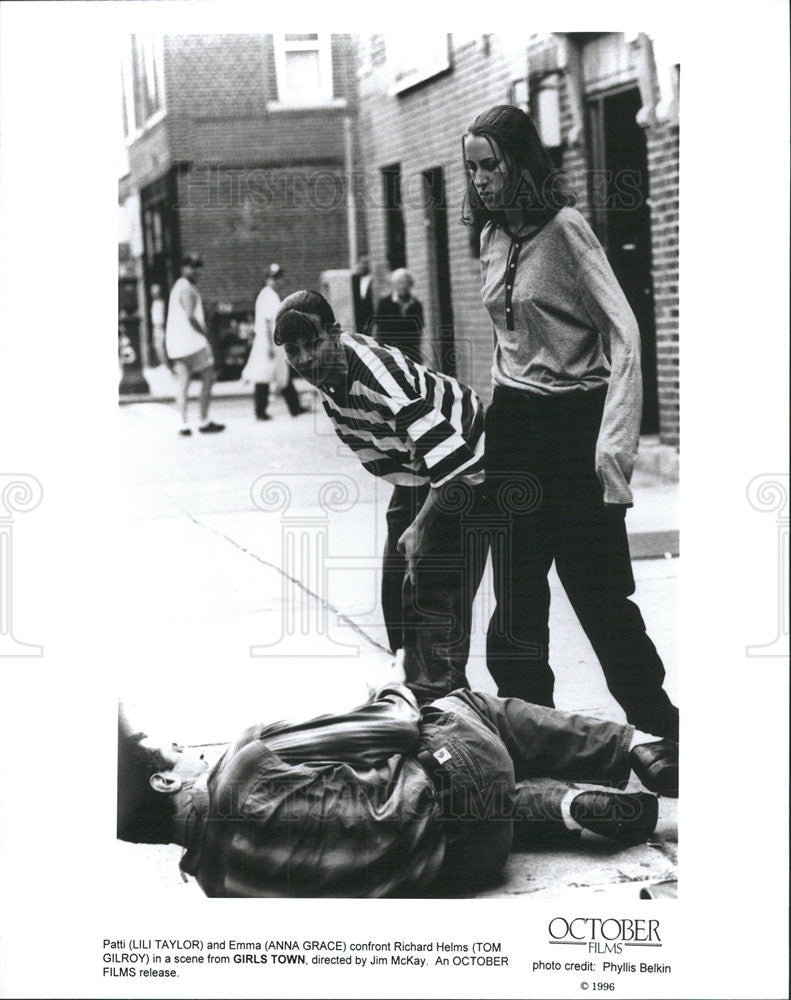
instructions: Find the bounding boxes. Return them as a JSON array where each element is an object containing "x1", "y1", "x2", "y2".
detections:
[{"x1": 463, "y1": 105, "x2": 678, "y2": 740}]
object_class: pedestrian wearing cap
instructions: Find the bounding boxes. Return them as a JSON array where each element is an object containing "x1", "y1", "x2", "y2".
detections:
[
  {"x1": 242, "y1": 264, "x2": 306, "y2": 419},
  {"x1": 164, "y1": 254, "x2": 225, "y2": 436}
]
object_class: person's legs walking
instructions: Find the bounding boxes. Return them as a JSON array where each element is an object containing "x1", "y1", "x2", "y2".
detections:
[
  {"x1": 281, "y1": 370, "x2": 305, "y2": 416},
  {"x1": 254, "y1": 382, "x2": 270, "y2": 419},
  {"x1": 173, "y1": 362, "x2": 191, "y2": 432},
  {"x1": 198, "y1": 367, "x2": 215, "y2": 423}
]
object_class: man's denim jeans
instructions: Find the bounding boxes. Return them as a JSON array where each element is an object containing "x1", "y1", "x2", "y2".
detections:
[{"x1": 419, "y1": 689, "x2": 634, "y2": 889}]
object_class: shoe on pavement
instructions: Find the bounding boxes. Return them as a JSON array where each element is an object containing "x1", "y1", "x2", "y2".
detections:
[
  {"x1": 178, "y1": 428, "x2": 192, "y2": 436},
  {"x1": 199, "y1": 421, "x2": 225, "y2": 434},
  {"x1": 630, "y1": 739, "x2": 679, "y2": 797},
  {"x1": 290, "y1": 406, "x2": 309, "y2": 417},
  {"x1": 571, "y1": 790, "x2": 659, "y2": 845},
  {"x1": 256, "y1": 414, "x2": 272, "y2": 421}
]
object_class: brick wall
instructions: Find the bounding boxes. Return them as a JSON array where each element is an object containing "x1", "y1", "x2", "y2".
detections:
[
  {"x1": 646, "y1": 122, "x2": 680, "y2": 446},
  {"x1": 176, "y1": 162, "x2": 349, "y2": 308},
  {"x1": 358, "y1": 35, "x2": 520, "y2": 400},
  {"x1": 126, "y1": 34, "x2": 361, "y2": 315},
  {"x1": 358, "y1": 33, "x2": 680, "y2": 442}
]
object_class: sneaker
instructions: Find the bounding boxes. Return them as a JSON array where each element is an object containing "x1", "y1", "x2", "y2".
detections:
[
  {"x1": 178, "y1": 428, "x2": 192, "y2": 436},
  {"x1": 198, "y1": 421, "x2": 225, "y2": 434},
  {"x1": 630, "y1": 739, "x2": 679, "y2": 797},
  {"x1": 570, "y1": 790, "x2": 659, "y2": 845}
]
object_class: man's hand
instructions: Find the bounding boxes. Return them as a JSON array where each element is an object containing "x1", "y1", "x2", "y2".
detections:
[
  {"x1": 397, "y1": 486, "x2": 447, "y2": 583},
  {"x1": 397, "y1": 521, "x2": 426, "y2": 584}
]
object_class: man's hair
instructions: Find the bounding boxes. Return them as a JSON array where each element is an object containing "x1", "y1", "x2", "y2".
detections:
[
  {"x1": 117, "y1": 711, "x2": 176, "y2": 845},
  {"x1": 461, "y1": 104, "x2": 576, "y2": 231},
  {"x1": 390, "y1": 268, "x2": 413, "y2": 288},
  {"x1": 274, "y1": 290, "x2": 336, "y2": 346}
]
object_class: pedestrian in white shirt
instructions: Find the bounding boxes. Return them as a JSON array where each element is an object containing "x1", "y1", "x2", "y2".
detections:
[
  {"x1": 164, "y1": 253, "x2": 224, "y2": 436},
  {"x1": 242, "y1": 263, "x2": 306, "y2": 420}
]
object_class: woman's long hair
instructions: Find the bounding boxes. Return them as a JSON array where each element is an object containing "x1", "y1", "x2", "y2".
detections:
[{"x1": 461, "y1": 105, "x2": 576, "y2": 233}]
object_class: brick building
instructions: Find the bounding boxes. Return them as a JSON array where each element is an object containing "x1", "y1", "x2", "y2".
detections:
[
  {"x1": 120, "y1": 33, "x2": 363, "y2": 367},
  {"x1": 356, "y1": 32, "x2": 680, "y2": 446}
]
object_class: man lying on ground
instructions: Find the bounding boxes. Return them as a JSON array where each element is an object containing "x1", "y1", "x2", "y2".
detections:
[{"x1": 118, "y1": 685, "x2": 677, "y2": 898}]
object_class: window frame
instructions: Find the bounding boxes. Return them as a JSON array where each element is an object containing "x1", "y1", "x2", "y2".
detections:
[
  {"x1": 387, "y1": 33, "x2": 452, "y2": 96},
  {"x1": 270, "y1": 33, "x2": 341, "y2": 109},
  {"x1": 122, "y1": 34, "x2": 166, "y2": 143}
]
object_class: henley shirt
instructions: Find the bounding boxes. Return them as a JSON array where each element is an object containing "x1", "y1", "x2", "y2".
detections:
[{"x1": 480, "y1": 206, "x2": 643, "y2": 505}]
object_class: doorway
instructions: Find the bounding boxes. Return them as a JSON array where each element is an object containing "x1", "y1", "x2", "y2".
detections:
[
  {"x1": 422, "y1": 167, "x2": 455, "y2": 375},
  {"x1": 587, "y1": 87, "x2": 660, "y2": 434},
  {"x1": 140, "y1": 168, "x2": 181, "y2": 363}
]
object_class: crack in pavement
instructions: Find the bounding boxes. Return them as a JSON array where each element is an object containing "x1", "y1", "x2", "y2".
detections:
[{"x1": 187, "y1": 512, "x2": 391, "y2": 656}]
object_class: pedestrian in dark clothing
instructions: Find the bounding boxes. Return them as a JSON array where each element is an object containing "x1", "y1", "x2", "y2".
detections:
[
  {"x1": 352, "y1": 257, "x2": 375, "y2": 334},
  {"x1": 369, "y1": 268, "x2": 424, "y2": 363}
]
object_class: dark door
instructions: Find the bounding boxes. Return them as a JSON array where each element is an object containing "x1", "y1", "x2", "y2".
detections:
[
  {"x1": 140, "y1": 168, "x2": 181, "y2": 358},
  {"x1": 422, "y1": 167, "x2": 455, "y2": 375},
  {"x1": 587, "y1": 87, "x2": 659, "y2": 434},
  {"x1": 381, "y1": 164, "x2": 406, "y2": 272}
]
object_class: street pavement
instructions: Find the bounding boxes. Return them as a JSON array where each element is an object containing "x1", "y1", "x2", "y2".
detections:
[{"x1": 115, "y1": 379, "x2": 678, "y2": 900}]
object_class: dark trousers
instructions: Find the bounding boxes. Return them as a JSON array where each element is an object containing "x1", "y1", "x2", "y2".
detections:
[
  {"x1": 485, "y1": 386, "x2": 679, "y2": 740},
  {"x1": 254, "y1": 382, "x2": 270, "y2": 418},
  {"x1": 419, "y1": 689, "x2": 633, "y2": 889},
  {"x1": 382, "y1": 483, "x2": 488, "y2": 705},
  {"x1": 254, "y1": 375, "x2": 302, "y2": 418}
]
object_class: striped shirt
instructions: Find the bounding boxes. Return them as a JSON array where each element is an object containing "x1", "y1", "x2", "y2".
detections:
[
  {"x1": 179, "y1": 685, "x2": 446, "y2": 898},
  {"x1": 318, "y1": 333, "x2": 485, "y2": 488}
]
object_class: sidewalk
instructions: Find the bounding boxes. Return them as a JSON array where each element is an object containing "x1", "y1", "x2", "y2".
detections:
[
  {"x1": 121, "y1": 366, "x2": 679, "y2": 556},
  {"x1": 116, "y1": 393, "x2": 678, "y2": 899}
]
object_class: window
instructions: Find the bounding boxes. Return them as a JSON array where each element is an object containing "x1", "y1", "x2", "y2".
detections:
[
  {"x1": 369, "y1": 35, "x2": 387, "y2": 68},
  {"x1": 387, "y1": 33, "x2": 451, "y2": 95},
  {"x1": 122, "y1": 35, "x2": 165, "y2": 137},
  {"x1": 530, "y1": 71, "x2": 564, "y2": 168},
  {"x1": 132, "y1": 35, "x2": 164, "y2": 129},
  {"x1": 273, "y1": 34, "x2": 335, "y2": 106},
  {"x1": 509, "y1": 78, "x2": 529, "y2": 112},
  {"x1": 381, "y1": 165, "x2": 406, "y2": 271}
]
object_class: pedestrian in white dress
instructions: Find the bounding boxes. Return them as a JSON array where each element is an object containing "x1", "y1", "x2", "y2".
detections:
[{"x1": 242, "y1": 263, "x2": 306, "y2": 420}]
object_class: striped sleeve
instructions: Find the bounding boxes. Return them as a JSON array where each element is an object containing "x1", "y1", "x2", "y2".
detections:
[{"x1": 349, "y1": 336, "x2": 485, "y2": 487}]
